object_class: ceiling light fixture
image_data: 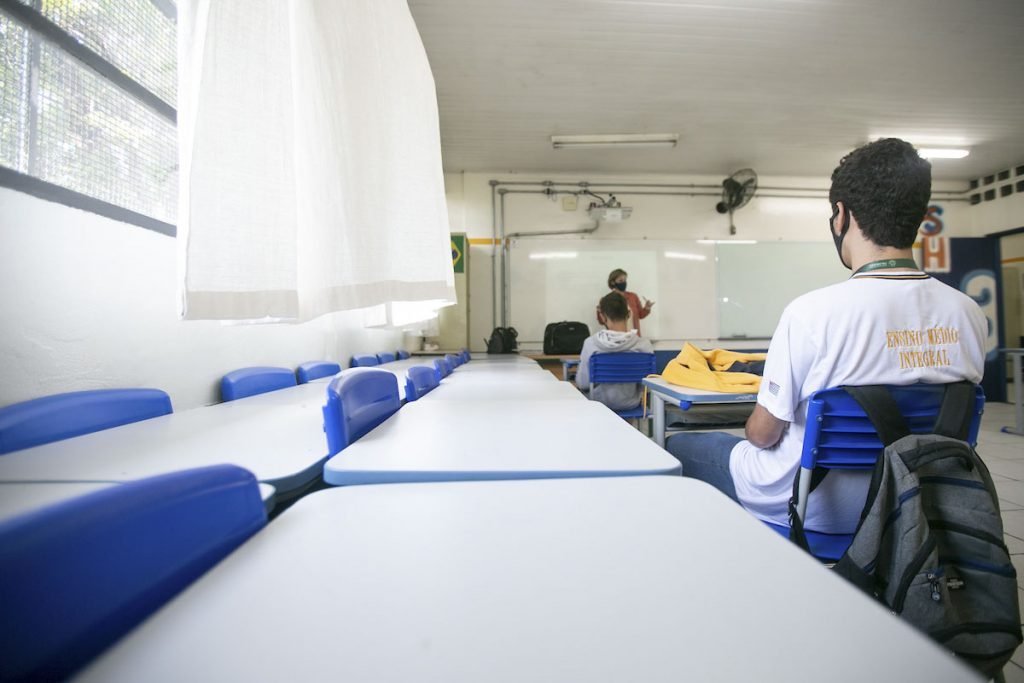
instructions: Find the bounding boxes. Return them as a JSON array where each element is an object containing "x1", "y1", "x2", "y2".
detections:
[
  {"x1": 551, "y1": 134, "x2": 678, "y2": 150},
  {"x1": 916, "y1": 148, "x2": 970, "y2": 159}
]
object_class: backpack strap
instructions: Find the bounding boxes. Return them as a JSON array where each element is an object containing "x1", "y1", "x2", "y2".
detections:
[
  {"x1": 842, "y1": 385, "x2": 911, "y2": 446},
  {"x1": 787, "y1": 467, "x2": 830, "y2": 551},
  {"x1": 933, "y1": 380, "x2": 975, "y2": 441}
]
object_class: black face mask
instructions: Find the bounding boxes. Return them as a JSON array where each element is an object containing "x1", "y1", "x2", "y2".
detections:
[
  {"x1": 830, "y1": 205, "x2": 851, "y2": 270},
  {"x1": 613, "y1": 282, "x2": 627, "y2": 292}
]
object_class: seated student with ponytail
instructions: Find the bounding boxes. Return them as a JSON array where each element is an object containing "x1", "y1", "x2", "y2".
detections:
[{"x1": 577, "y1": 291, "x2": 654, "y2": 411}]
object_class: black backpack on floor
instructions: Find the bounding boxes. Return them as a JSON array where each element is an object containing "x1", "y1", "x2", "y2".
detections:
[
  {"x1": 830, "y1": 383, "x2": 1022, "y2": 679},
  {"x1": 485, "y1": 327, "x2": 518, "y2": 354},
  {"x1": 543, "y1": 321, "x2": 589, "y2": 355}
]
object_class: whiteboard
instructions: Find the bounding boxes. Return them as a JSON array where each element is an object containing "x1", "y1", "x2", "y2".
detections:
[
  {"x1": 506, "y1": 238, "x2": 848, "y2": 344},
  {"x1": 507, "y1": 238, "x2": 717, "y2": 344},
  {"x1": 716, "y1": 242, "x2": 848, "y2": 338}
]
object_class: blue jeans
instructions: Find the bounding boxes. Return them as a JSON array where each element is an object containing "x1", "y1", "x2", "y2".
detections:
[{"x1": 665, "y1": 432, "x2": 742, "y2": 503}]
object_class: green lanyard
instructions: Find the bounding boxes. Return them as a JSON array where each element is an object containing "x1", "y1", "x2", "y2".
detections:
[{"x1": 852, "y1": 258, "x2": 920, "y2": 276}]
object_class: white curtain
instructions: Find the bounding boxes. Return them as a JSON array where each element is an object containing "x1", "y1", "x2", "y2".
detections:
[{"x1": 177, "y1": 0, "x2": 455, "y2": 322}]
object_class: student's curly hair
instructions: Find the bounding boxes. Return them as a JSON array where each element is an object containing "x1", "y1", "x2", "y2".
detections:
[
  {"x1": 599, "y1": 291, "x2": 630, "y2": 322},
  {"x1": 829, "y1": 138, "x2": 931, "y2": 249}
]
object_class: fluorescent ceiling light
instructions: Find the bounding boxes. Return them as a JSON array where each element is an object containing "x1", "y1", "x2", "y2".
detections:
[
  {"x1": 551, "y1": 134, "x2": 678, "y2": 150},
  {"x1": 697, "y1": 239, "x2": 758, "y2": 245},
  {"x1": 529, "y1": 251, "x2": 578, "y2": 260},
  {"x1": 917, "y1": 148, "x2": 970, "y2": 159},
  {"x1": 663, "y1": 251, "x2": 707, "y2": 261}
]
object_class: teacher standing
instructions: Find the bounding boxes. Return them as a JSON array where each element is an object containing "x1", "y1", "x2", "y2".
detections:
[{"x1": 597, "y1": 268, "x2": 654, "y2": 336}]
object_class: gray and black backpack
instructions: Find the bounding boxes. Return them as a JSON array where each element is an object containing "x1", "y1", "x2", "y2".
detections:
[{"x1": 833, "y1": 382, "x2": 1021, "y2": 678}]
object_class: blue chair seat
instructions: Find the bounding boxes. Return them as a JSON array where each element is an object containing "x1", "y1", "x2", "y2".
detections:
[
  {"x1": 405, "y1": 365, "x2": 440, "y2": 402},
  {"x1": 397, "y1": 349, "x2": 411, "y2": 360},
  {"x1": 0, "y1": 465, "x2": 266, "y2": 680},
  {"x1": 323, "y1": 368, "x2": 401, "y2": 455},
  {"x1": 588, "y1": 352, "x2": 656, "y2": 421},
  {"x1": 221, "y1": 367, "x2": 296, "y2": 401},
  {"x1": 0, "y1": 389, "x2": 172, "y2": 454},
  {"x1": 351, "y1": 354, "x2": 379, "y2": 368},
  {"x1": 296, "y1": 361, "x2": 341, "y2": 384},
  {"x1": 377, "y1": 352, "x2": 396, "y2": 364}
]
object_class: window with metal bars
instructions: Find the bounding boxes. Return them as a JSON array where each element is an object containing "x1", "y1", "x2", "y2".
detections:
[{"x1": 0, "y1": 0, "x2": 176, "y2": 235}]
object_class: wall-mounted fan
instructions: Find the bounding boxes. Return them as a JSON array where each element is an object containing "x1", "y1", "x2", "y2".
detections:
[{"x1": 715, "y1": 168, "x2": 758, "y2": 234}]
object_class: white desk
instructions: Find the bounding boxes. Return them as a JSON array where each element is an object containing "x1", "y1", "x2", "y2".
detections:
[
  {"x1": 642, "y1": 376, "x2": 757, "y2": 447},
  {"x1": 420, "y1": 380, "x2": 584, "y2": 402},
  {"x1": 324, "y1": 399, "x2": 680, "y2": 485},
  {"x1": 77, "y1": 477, "x2": 977, "y2": 683},
  {"x1": 1001, "y1": 348, "x2": 1024, "y2": 437},
  {"x1": 0, "y1": 386, "x2": 331, "y2": 496}
]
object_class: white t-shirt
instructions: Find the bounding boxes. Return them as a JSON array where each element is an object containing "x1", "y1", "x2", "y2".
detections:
[{"x1": 729, "y1": 270, "x2": 986, "y2": 533}]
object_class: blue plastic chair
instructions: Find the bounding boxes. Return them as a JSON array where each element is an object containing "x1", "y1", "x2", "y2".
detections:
[
  {"x1": 377, "y1": 352, "x2": 396, "y2": 364},
  {"x1": 296, "y1": 361, "x2": 341, "y2": 384},
  {"x1": 433, "y1": 357, "x2": 451, "y2": 382},
  {"x1": 460, "y1": 348, "x2": 471, "y2": 363},
  {"x1": 405, "y1": 365, "x2": 440, "y2": 402},
  {"x1": 0, "y1": 464, "x2": 266, "y2": 680},
  {"x1": 0, "y1": 389, "x2": 172, "y2": 455},
  {"x1": 589, "y1": 353, "x2": 657, "y2": 419},
  {"x1": 765, "y1": 383, "x2": 985, "y2": 561},
  {"x1": 445, "y1": 353, "x2": 461, "y2": 369},
  {"x1": 397, "y1": 349, "x2": 411, "y2": 360},
  {"x1": 322, "y1": 368, "x2": 401, "y2": 455},
  {"x1": 351, "y1": 354, "x2": 379, "y2": 368},
  {"x1": 220, "y1": 367, "x2": 296, "y2": 402}
]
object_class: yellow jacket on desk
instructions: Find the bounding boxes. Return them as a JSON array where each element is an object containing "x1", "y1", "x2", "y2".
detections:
[{"x1": 658, "y1": 343, "x2": 767, "y2": 393}]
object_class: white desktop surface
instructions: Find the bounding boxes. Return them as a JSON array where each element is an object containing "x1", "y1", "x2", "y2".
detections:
[
  {"x1": 0, "y1": 481, "x2": 277, "y2": 523},
  {"x1": 454, "y1": 363, "x2": 549, "y2": 375},
  {"x1": 440, "y1": 370, "x2": 557, "y2": 385},
  {"x1": 323, "y1": 399, "x2": 680, "y2": 485},
  {"x1": 642, "y1": 376, "x2": 758, "y2": 404},
  {"x1": 0, "y1": 391, "x2": 330, "y2": 495},
  {"x1": 77, "y1": 477, "x2": 977, "y2": 683},
  {"x1": 420, "y1": 380, "x2": 584, "y2": 401}
]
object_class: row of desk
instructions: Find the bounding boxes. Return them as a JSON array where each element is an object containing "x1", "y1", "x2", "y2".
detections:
[{"x1": 1, "y1": 354, "x2": 978, "y2": 681}]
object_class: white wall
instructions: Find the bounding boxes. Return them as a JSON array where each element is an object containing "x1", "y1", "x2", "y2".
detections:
[
  {"x1": 0, "y1": 189, "x2": 403, "y2": 410},
  {"x1": 445, "y1": 171, "x2": 975, "y2": 351}
]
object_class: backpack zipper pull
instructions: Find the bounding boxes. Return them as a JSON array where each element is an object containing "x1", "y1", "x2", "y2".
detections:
[{"x1": 927, "y1": 573, "x2": 941, "y2": 602}]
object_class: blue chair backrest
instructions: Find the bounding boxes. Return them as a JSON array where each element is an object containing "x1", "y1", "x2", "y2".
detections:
[
  {"x1": 445, "y1": 353, "x2": 461, "y2": 369},
  {"x1": 784, "y1": 383, "x2": 985, "y2": 561},
  {"x1": 405, "y1": 365, "x2": 440, "y2": 402},
  {"x1": 322, "y1": 368, "x2": 401, "y2": 455},
  {"x1": 296, "y1": 361, "x2": 341, "y2": 384},
  {"x1": 0, "y1": 464, "x2": 266, "y2": 680},
  {"x1": 802, "y1": 383, "x2": 984, "y2": 471},
  {"x1": 377, "y1": 352, "x2": 396, "y2": 364},
  {"x1": 460, "y1": 349, "x2": 471, "y2": 363},
  {"x1": 0, "y1": 389, "x2": 172, "y2": 455},
  {"x1": 351, "y1": 354, "x2": 379, "y2": 368},
  {"x1": 220, "y1": 367, "x2": 296, "y2": 402},
  {"x1": 589, "y1": 352, "x2": 656, "y2": 385},
  {"x1": 433, "y1": 357, "x2": 450, "y2": 381},
  {"x1": 397, "y1": 349, "x2": 411, "y2": 360}
]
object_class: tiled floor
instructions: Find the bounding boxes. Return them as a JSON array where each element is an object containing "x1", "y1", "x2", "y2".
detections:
[{"x1": 973, "y1": 401, "x2": 1024, "y2": 682}]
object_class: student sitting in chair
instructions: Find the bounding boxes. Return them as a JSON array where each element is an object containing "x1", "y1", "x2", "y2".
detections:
[
  {"x1": 665, "y1": 138, "x2": 986, "y2": 535},
  {"x1": 576, "y1": 292, "x2": 654, "y2": 410}
]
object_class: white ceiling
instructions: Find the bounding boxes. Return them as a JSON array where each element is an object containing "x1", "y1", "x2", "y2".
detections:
[{"x1": 407, "y1": 0, "x2": 1024, "y2": 181}]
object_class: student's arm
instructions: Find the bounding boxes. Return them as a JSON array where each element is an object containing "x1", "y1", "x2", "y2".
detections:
[
  {"x1": 745, "y1": 404, "x2": 787, "y2": 449},
  {"x1": 576, "y1": 342, "x2": 592, "y2": 390},
  {"x1": 746, "y1": 303, "x2": 814, "y2": 450}
]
